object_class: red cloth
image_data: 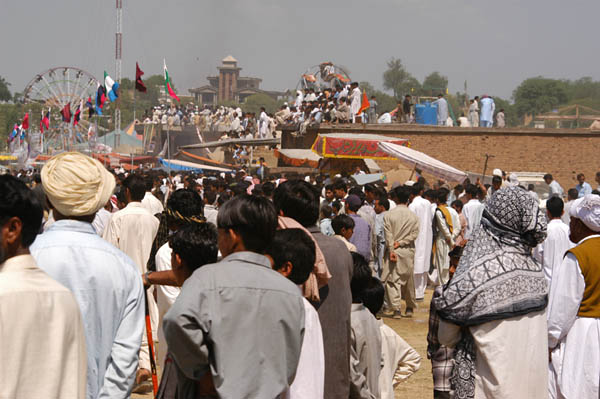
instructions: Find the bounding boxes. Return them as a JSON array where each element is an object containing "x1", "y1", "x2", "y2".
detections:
[
  {"x1": 22, "y1": 113, "x2": 29, "y2": 130},
  {"x1": 135, "y1": 62, "x2": 147, "y2": 93}
]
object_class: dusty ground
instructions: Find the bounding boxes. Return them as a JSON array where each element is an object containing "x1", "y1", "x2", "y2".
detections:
[{"x1": 134, "y1": 289, "x2": 435, "y2": 399}]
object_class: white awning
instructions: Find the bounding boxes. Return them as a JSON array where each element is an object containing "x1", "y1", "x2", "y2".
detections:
[{"x1": 378, "y1": 142, "x2": 467, "y2": 182}]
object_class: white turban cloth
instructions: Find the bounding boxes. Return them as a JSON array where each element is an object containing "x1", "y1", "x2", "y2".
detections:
[
  {"x1": 570, "y1": 194, "x2": 600, "y2": 232},
  {"x1": 42, "y1": 152, "x2": 116, "y2": 217}
]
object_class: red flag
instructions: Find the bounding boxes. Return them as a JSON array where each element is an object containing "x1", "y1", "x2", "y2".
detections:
[
  {"x1": 42, "y1": 109, "x2": 50, "y2": 130},
  {"x1": 61, "y1": 103, "x2": 72, "y2": 122},
  {"x1": 357, "y1": 90, "x2": 370, "y2": 115},
  {"x1": 136, "y1": 62, "x2": 147, "y2": 93},
  {"x1": 73, "y1": 103, "x2": 81, "y2": 126},
  {"x1": 22, "y1": 113, "x2": 29, "y2": 130}
]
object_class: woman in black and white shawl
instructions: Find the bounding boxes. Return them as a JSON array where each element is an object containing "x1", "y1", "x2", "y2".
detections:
[{"x1": 434, "y1": 185, "x2": 549, "y2": 399}]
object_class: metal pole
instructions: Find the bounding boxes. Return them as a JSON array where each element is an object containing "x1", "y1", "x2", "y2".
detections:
[
  {"x1": 167, "y1": 126, "x2": 171, "y2": 176},
  {"x1": 115, "y1": 0, "x2": 122, "y2": 132}
]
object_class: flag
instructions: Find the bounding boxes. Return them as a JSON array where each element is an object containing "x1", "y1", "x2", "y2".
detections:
[
  {"x1": 40, "y1": 111, "x2": 44, "y2": 133},
  {"x1": 136, "y1": 62, "x2": 147, "y2": 93},
  {"x1": 357, "y1": 90, "x2": 370, "y2": 115},
  {"x1": 163, "y1": 59, "x2": 180, "y2": 102},
  {"x1": 73, "y1": 100, "x2": 82, "y2": 126},
  {"x1": 86, "y1": 97, "x2": 95, "y2": 118},
  {"x1": 104, "y1": 72, "x2": 120, "y2": 102},
  {"x1": 9, "y1": 124, "x2": 18, "y2": 142},
  {"x1": 61, "y1": 103, "x2": 72, "y2": 122},
  {"x1": 42, "y1": 109, "x2": 50, "y2": 130},
  {"x1": 22, "y1": 113, "x2": 29, "y2": 130},
  {"x1": 96, "y1": 84, "x2": 106, "y2": 115}
]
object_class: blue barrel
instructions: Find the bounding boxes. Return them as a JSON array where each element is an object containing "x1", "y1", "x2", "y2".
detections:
[{"x1": 415, "y1": 102, "x2": 438, "y2": 125}]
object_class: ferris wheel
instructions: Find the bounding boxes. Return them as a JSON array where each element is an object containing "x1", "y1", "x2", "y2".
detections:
[
  {"x1": 23, "y1": 67, "x2": 100, "y2": 110},
  {"x1": 296, "y1": 62, "x2": 352, "y2": 91}
]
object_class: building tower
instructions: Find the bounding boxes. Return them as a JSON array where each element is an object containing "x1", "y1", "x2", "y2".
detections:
[{"x1": 217, "y1": 56, "x2": 241, "y2": 102}]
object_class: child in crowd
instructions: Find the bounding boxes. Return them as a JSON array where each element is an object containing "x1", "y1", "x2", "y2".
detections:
[
  {"x1": 362, "y1": 277, "x2": 422, "y2": 399},
  {"x1": 427, "y1": 246, "x2": 463, "y2": 399},
  {"x1": 157, "y1": 223, "x2": 219, "y2": 399},
  {"x1": 319, "y1": 205, "x2": 335, "y2": 236},
  {"x1": 332, "y1": 214, "x2": 357, "y2": 252},
  {"x1": 331, "y1": 200, "x2": 342, "y2": 215},
  {"x1": 266, "y1": 229, "x2": 325, "y2": 399},
  {"x1": 350, "y1": 252, "x2": 382, "y2": 398}
]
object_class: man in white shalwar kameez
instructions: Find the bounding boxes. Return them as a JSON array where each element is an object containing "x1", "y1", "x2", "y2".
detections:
[
  {"x1": 548, "y1": 194, "x2": 600, "y2": 399},
  {"x1": 408, "y1": 183, "x2": 433, "y2": 300},
  {"x1": 533, "y1": 197, "x2": 573, "y2": 284},
  {"x1": 350, "y1": 82, "x2": 361, "y2": 123},
  {"x1": 479, "y1": 95, "x2": 495, "y2": 127},
  {"x1": 259, "y1": 107, "x2": 270, "y2": 138}
]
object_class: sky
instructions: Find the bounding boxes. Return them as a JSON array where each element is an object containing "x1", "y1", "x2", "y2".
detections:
[{"x1": 2, "y1": 0, "x2": 599, "y2": 101}]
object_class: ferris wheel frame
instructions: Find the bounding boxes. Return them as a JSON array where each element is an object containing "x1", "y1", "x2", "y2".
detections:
[{"x1": 296, "y1": 63, "x2": 352, "y2": 91}]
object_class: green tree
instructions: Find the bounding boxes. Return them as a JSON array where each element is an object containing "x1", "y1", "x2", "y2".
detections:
[
  {"x1": 512, "y1": 77, "x2": 568, "y2": 117},
  {"x1": 0, "y1": 76, "x2": 12, "y2": 102},
  {"x1": 493, "y1": 97, "x2": 518, "y2": 127},
  {"x1": 242, "y1": 93, "x2": 281, "y2": 114},
  {"x1": 382, "y1": 58, "x2": 418, "y2": 99},
  {"x1": 421, "y1": 72, "x2": 448, "y2": 96}
]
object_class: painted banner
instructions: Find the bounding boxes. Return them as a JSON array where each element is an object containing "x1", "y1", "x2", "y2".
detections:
[{"x1": 311, "y1": 133, "x2": 409, "y2": 159}]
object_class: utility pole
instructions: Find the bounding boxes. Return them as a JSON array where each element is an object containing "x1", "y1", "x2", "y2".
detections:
[{"x1": 115, "y1": 0, "x2": 122, "y2": 133}]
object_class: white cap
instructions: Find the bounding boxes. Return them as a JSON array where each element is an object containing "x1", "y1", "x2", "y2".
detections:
[
  {"x1": 570, "y1": 195, "x2": 600, "y2": 232},
  {"x1": 492, "y1": 168, "x2": 502, "y2": 177}
]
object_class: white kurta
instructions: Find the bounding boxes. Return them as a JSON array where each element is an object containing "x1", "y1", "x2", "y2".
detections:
[
  {"x1": 533, "y1": 219, "x2": 573, "y2": 284},
  {"x1": 350, "y1": 88, "x2": 361, "y2": 117},
  {"x1": 378, "y1": 321, "x2": 421, "y2": 399},
  {"x1": 462, "y1": 199, "x2": 485, "y2": 240},
  {"x1": 155, "y1": 242, "x2": 180, "y2": 368},
  {"x1": 259, "y1": 111, "x2": 269, "y2": 138},
  {"x1": 408, "y1": 196, "x2": 433, "y2": 274},
  {"x1": 547, "y1": 235, "x2": 600, "y2": 399},
  {"x1": 0, "y1": 254, "x2": 87, "y2": 399},
  {"x1": 92, "y1": 207, "x2": 112, "y2": 236},
  {"x1": 440, "y1": 310, "x2": 549, "y2": 399},
  {"x1": 141, "y1": 191, "x2": 164, "y2": 216},
  {"x1": 286, "y1": 297, "x2": 325, "y2": 399}
]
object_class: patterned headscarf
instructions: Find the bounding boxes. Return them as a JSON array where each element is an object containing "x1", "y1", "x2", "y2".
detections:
[{"x1": 434, "y1": 185, "x2": 548, "y2": 325}]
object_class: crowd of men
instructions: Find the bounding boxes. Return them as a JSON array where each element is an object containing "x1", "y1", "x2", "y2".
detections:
[{"x1": 2, "y1": 155, "x2": 600, "y2": 399}]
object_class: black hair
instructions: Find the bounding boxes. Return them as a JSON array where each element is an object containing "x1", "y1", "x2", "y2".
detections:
[
  {"x1": 546, "y1": 196, "x2": 564, "y2": 219},
  {"x1": 33, "y1": 174, "x2": 41, "y2": 184},
  {"x1": 217, "y1": 194, "x2": 277, "y2": 253},
  {"x1": 451, "y1": 199, "x2": 464, "y2": 211},
  {"x1": 144, "y1": 174, "x2": 154, "y2": 191},
  {"x1": 423, "y1": 189, "x2": 437, "y2": 200},
  {"x1": 454, "y1": 184, "x2": 464, "y2": 192},
  {"x1": 273, "y1": 180, "x2": 320, "y2": 227},
  {"x1": 320, "y1": 204, "x2": 333, "y2": 219},
  {"x1": 378, "y1": 198, "x2": 390, "y2": 211},
  {"x1": 361, "y1": 277, "x2": 385, "y2": 316},
  {"x1": 123, "y1": 174, "x2": 146, "y2": 201},
  {"x1": 395, "y1": 186, "x2": 411, "y2": 204},
  {"x1": 0, "y1": 175, "x2": 43, "y2": 247},
  {"x1": 348, "y1": 187, "x2": 366, "y2": 203},
  {"x1": 492, "y1": 176, "x2": 502, "y2": 185},
  {"x1": 331, "y1": 200, "x2": 342, "y2": 213},
  {"x1": 544, "y1": 173, "x2": 553, "y2": 181},
  {"x1": 465, "y1": 184, "x2": 478, "y2": 197},
  {"x1": 204, "y1": 190, "x2": 217, "y2": 205},
  {"x1": 437, "y1": 188, "x2": 449, "y2": 203},
  {"x1": 350, "y1": 252, "x2": 372, "y2": 302},
  {"x1": 567, "y1": 188, "x2": 578, "y2": 200},
  {"x1": 331, "y1": 214, "x2": 354, "y2": 235},
  {"x1": 167, "y1": 189, "x2": 204, "y2": 218},
  {"x1": 262, "y1": 181, "x2": 275, "y2": 197},
  {"x1": 266, "y1": 229, "x2": 315, "y2": 285},
  {"x1": 169, "y1": 223, "x2": 218, "y2": 271},
  {"x1": 217, "y1": 192, "x2": 231, "y2": 207},
  {"x1": 410, "y1": 183, "x2": 423, "y2": 197},
  {"x1": 332, "y1": 179, "x2": 347, "y2": 192}
]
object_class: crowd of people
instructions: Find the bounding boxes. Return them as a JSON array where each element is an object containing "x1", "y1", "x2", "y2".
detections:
[{"x1": 2, "y1": 154, "x2": 600, "y2": 399}]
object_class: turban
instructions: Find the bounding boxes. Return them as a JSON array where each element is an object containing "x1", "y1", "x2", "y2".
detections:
[
  {"x1": 570, "y1": 195, "x2": 600, "y2": 232},
  {"x1": 41, "y1": 152, "x2": 115, "y2": 217}
]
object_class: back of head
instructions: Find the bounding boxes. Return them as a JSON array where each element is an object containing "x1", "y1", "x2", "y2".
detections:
[
  {"x1": 123, "y1": 174, "x2": 146, "y2": 202},
  {"x1": 492, "y1": 176, "x2": 502, "y2": 186},
  {"x1": 451, "y1": 199, "x2": 463, "y2": 211},
  {"x1": 204, "y1": 190, "x2": 217, "y2": 205},
  {"x1": 273, "y1": 179, "x2": 320, "y2": 227},
  {"x1": 170, "y1": 223, "x2": 218, "y2": 272},
  {"x1": 331, "y1": 214, "x2": 354, "y2": 235},
  {"x1": 42, "y1": 151, "x2": 115, "y2": 217},
  {"x1": 267, "y1": 229, "x2": 315, "y2": 285},
  {"x1": 546, "y1": 196, "x2": 564, "y2": 219},
  {"x1": 320, "y1": 204, "x2": 333, "y2": 219},
  {"x1": 567, "y1": 188, "x2": 578, "y2": 201},
  {"x1": 217, "y1": 194, "x2": 277, "y2": 253},
  {"x1": 350, "y1": 252, "x2": 371, "y2": 302},
  {"x1": 0, "y1": 175, "x2": 43, "y2": 248},
  {"x1": 361, "y1": 277, "x2": 385, "y2": 316},
  {"x1": 345, "y1": 194, "x2": 363, "y2": 212},
  {"x1": 395, "y1": 186, "x2": 411, "y2": 204},
  {"x1": 167, "y1": 189, "x2": 204, "y2": 219},
  {"x1": 465, "y1": 184, "x2": 478, "y2": 197},
  {"x1": 437, "y1": 188, "x2": 449, "y2": 203},
  {"x1": 262, "y1": 181, "x2": 275, "y2": 197},
  {"x1": 411, "y1": 183, "x2": 423, "y2": 197}
]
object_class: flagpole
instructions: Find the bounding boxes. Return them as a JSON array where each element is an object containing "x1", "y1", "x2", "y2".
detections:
[{"x1": 133, "y1": 87, "x2": 136, "y2": 123}]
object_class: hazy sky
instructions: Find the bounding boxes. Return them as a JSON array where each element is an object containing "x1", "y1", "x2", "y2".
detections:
[{"x1": 2, "y1": 0, "x2": 599, "y2": 101}]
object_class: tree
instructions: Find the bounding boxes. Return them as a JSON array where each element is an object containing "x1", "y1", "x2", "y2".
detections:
[
  {"x1": 422, "y1": 72, "x2": 448, "y2": 96},
  {"x1": 242, "y1": 93, "x2": 281, "y2": 114},
  {"x1": 512, "y1": 77, "x2": 568, "y2": 117},
  {"x1": 382, "y1": 58, "x2": 418, "y2": 99},
  {"x1": 0, "y1": 76, "x2": 11, "y2": 102}
]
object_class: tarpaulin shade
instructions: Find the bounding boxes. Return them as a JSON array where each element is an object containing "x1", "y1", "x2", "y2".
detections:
[
  {"x1": 311, "y1": 133, "x2": 409, "y2": 159},
  {"x1": 158, "y1": 158, "x2": 234, "y2": 173},
  {"x1": 274, "y1": 148, "x2": 321, "y2": 168},
  {"x1": 378, "y1": 141, "x2": 467, "y2": 182}
]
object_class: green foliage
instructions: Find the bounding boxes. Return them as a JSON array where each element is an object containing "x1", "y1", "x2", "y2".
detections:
[
  {"x1": 242, "y1": 93, "x2": 282, "y2": 114},
  {"x1": 512, "y1": 77, "x2": 568, "y2": 117},
  {"x1": 0, "y1": 76, "x2": 11, "y2": 102},
  {"x1": 382, "y1": 58, "x2": 419, "y2": 99},
  {"x1": 421, "y1": 72, "x2": 448, "y2": 96}
]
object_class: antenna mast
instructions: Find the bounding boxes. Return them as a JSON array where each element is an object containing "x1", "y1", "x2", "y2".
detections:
[{"x1": 115, "y1": 0, "x2": 122, "y2": 132}]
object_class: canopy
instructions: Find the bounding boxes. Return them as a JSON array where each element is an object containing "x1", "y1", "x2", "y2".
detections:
[
  {"x1": 351, "y1": 173, "x2": 386, "y2": 185},
  {"x1": 158, "y1": 158, "x2": 234, "y2": 173},
  {"x1": 378, "y1": 141, "x2": 467, "y2": 182},
  {"x1": 311, "y1": 133, "x2": 409, "y2": 159},
  {"x1": 274, "y1": 148, "x2": 321, "y2": 168}
]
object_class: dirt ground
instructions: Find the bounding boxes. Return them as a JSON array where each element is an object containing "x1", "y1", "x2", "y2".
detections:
[{"x1": 134, "y1": 289, "x2": 435, "y2": 399}]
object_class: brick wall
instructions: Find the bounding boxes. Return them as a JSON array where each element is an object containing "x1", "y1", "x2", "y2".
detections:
[{"x1": 306, "y1": 125, "x2": 600, "y2": 190}]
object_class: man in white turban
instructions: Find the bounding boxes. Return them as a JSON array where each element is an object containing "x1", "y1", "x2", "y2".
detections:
[
  {"x1": 547, "y1": 194, "x2": 600, "y2": 399},
  {"x1": 30, "y1": 152, "x2": 145, "y2": 398}
]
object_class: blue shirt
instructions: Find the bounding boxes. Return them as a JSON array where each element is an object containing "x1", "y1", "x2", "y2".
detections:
[
  {"x1": 320, "y1": 218, "x2": 334, "y2": 236},
  {"x1": 31, "y1": 220, "x2": 145, "y2": 399},
  {"x1": 576, "y1": 182, "x2": 592, "y2": 197},
  {"x1": 349, "y1": 214, "x2": 372, "y2": 262}
]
